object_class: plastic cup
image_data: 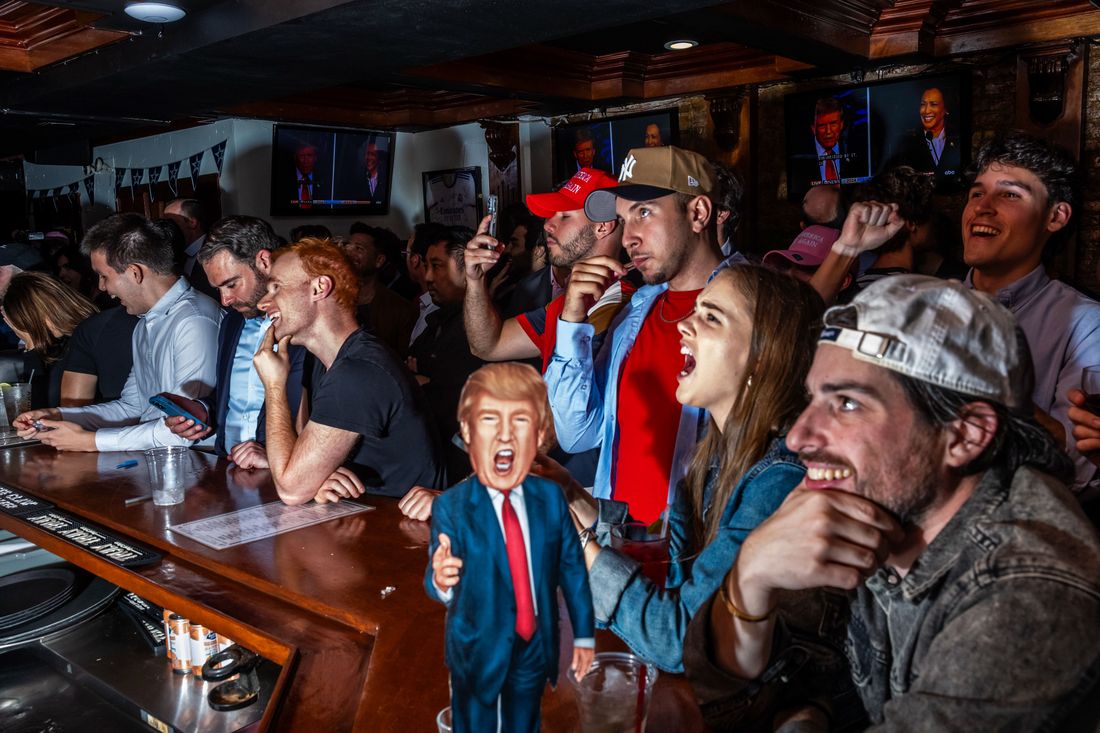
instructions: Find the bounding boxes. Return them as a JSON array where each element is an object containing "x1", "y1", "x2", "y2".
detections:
[
  {"x1": 145, "y1": 447, "x2": 191, "y2": 506},
  {"x1": 611, "y1": 522, "x2": 670, "y2": 588},
  {"x1": 435, "y1": 706, "x2": 452, "y2": 733},
  {"x1": 570, "y1": 652, "x2": 659, "y2": 733},
  {"x1": 2, "y1": 383, "x2": 30, "y2": 427}
]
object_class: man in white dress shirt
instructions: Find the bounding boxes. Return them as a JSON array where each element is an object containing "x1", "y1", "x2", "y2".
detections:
[{"x1": 15, "y1": 213, "x2": 221, "y2": 451}]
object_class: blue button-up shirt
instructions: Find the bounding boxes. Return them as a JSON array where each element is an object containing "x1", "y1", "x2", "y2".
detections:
[
  {"x1": 223, "y1": 316, "x2": 271, "y2": 449},
  {"x1": 967, "y1": 266, "x2": 1100, "y2": 496},
  {"x1": 59, "y1": 277, "x2": 222, "y2": 451},
  {"x1": 545, "y1": 254, "x2": 747, "y2": 506}
]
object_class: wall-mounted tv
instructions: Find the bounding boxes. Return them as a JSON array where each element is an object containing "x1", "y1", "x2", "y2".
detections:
[
  {"x1": 270, "y1": 123, "x2": 396, "y2": 216},
  {"x1": 785, "y1": 72, "x2": 969, "y2": 201},
  {"x1": 553, "y1": 108, "x2": 680, "y2": 184}
]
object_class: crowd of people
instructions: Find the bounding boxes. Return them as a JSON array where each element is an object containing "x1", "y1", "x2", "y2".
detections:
[{"x1": 5, "y1": 130, "x2": 1100, "y2": 730}]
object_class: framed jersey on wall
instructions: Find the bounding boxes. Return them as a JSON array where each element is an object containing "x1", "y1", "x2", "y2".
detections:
[{"x1": 422, "y1": 166, "x2": 483, "y2": 230}]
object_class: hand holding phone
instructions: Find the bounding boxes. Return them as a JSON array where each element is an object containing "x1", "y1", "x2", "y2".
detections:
[
  {"x1": 150, "y1": 394, "x2": 210, "y2": 433},
  {"x1": 486, "y1": 194, "x2": 499, "y2": 240}
]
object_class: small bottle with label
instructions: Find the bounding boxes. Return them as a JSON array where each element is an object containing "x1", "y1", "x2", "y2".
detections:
[{"x1": 168, "y1": 615, "x2": 192, "y2": 674}]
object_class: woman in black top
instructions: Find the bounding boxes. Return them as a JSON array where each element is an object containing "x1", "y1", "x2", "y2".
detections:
[{"x1": 1, "y1": 272, "x2": 97, "y2": 408}]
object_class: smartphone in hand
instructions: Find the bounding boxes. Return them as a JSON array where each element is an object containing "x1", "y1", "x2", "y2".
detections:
[{"x1": 149, "y1": 394, "x2": 209, "y2": 431}]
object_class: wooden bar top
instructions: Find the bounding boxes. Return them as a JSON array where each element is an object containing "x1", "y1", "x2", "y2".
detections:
[{"x1": 0, "y1": 446, "x2": 709, "y2": 732}]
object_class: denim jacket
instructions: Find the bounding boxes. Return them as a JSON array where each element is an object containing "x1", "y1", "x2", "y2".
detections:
[
  {"x1": 683, "y1": 465, "x2": 1100, "y2": 732},
  {"x1": 544, "y1": 254, "x2": 746, "y2": 503},
  {"x1": 588, "y1": 437, "x2": 804, "y2": 673}
]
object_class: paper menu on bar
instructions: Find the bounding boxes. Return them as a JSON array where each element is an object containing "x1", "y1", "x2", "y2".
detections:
[{"x1": 169, "y1": 501, "x2": 374, "y2": 550}]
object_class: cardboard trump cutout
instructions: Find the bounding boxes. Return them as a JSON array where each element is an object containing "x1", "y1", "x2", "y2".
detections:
[{"x1": 425, "y1": 363, "x2": 595, "y2": 733}]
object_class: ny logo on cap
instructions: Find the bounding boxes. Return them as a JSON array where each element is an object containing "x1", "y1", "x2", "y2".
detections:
[
  {"x1": 687, "y1": 175, "x2": 699, "y2": 187},
  {"x1": 619, "y1": 154, "x2": 637, "y2": 182}
]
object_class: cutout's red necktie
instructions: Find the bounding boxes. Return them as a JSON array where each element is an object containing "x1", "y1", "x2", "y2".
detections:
[
  {"x1": 499, "y1": 489, "x2": 535, "y2": 641},
  {"x1": 824, "y1": 156, "x2": 839, "y2": 182}
]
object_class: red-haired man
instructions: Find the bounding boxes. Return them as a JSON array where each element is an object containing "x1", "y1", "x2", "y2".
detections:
[{"x1": 244, "y1": 238, "x2": 444, "y2": 504}]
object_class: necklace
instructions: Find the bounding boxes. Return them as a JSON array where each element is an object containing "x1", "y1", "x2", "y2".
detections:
[{"x1": 657, "y1": 292, "x2": 691, "y2": 324}]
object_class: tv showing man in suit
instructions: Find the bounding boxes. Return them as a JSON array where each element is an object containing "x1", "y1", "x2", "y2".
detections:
[
  {"x1": 426, "y1": 363, "x2": 594, "y2": 733},
  {"x1": 272, "y1": 134, "x2": 331, "y2": 213},
  {"x1": 788, "y1": 95, "x2": 870, "y2": 197}
]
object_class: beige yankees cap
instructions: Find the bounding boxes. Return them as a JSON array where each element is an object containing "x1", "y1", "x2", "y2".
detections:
[{"x1": 584, "y1": 146, "x2": 717, "y2": 222}]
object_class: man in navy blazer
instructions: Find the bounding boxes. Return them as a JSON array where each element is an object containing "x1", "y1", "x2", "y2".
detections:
[
  {"x1": 427, "y1": 363, "x2": 594, "y2": 733},
  {"x1": 162, "y1": 216, "x2": 305, "y2": 455}
]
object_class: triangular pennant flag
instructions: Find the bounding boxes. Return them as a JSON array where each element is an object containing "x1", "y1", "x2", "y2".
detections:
[
  {"x1": 115, "y1": 167, "x2": 127, "y2": 191},
  {"x1": 68, "y1": 182, "x2": 79, "y2": 196},
  {"x1": 167, "y1": 160, "x2": 182, "y2": 196},
  {"x1": 148, "y1": 165, "x2": 162, "y2": 201},
  {"x1": 188, "y1": 151, "x2": 204, "y2": 188},
  {"x1": 131, "y1": 168, "x2": 144, "y2": 199},
  {"x1": 52, "y1": 187, "x2": 63, "y2": 198},
  {"x1": 83, "y1": 175, "x2": 95, "y2": 203},
  {"x1": 211, "y1": 141, "x2": 227, "y2": 174}
]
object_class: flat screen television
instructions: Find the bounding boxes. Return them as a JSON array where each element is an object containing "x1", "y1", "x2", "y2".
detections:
[
  {"x1": 553, "y1": 108, "x2": 680, "y2": 184},
  {"x1": 270, "y1": 123, "x2": 396, "y2": 216},
  {"x1": 784, "y1": 72, "x2": 969, "y2": 201}
]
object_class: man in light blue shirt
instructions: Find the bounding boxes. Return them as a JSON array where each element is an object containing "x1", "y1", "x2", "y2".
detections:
[
  {"x1": 962, "y1": 132, "x2": 1100, "y2": 498},
  {"x1": 545, "y1": 146, "x2": 737, "y2": 516},
  {"x1": 15, "y1": 213, "x2": 221, "y2": 451},
  {"x1": 163, "y1": 216, "x2": 305, "y2": 456}
]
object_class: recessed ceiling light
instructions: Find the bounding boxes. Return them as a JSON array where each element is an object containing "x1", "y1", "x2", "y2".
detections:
[
  {"x1": 664, "y1": 39, "x2": 699, "y2": 51},
  {"x1": 125, "y1": 2, "x2": 186, "y2": 23}
]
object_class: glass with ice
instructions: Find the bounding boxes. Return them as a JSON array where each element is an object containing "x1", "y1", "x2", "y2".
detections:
[
  {"x1": 145, "y1": 446, "x2": 191, "y2": 505},
  {"x1": 570, "y1": 652, "x2": 659, "y2": 733},
  {"x1": 1, "y1": 383, "x2": 29, "y2": 429}
]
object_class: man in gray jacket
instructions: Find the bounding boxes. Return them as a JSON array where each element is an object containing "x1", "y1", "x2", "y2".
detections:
[{"x1": 685, "y1": 276, "x2": 1100, "y2": 731}]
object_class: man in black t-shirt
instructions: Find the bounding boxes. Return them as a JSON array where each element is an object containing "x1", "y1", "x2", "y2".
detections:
[{"x1": 243, "y1": 237, "x2": 443, "y2": 503}]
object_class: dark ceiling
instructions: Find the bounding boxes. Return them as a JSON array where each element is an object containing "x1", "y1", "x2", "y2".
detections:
[
  {"x1": 2, "y1": 0, "x2": 732, "y2": 156},
  {"x1": 5, "y1": 0, "x2": 1100, "y2": 159}
]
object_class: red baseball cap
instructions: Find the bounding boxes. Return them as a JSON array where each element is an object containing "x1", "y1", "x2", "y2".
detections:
[{"x1": 526, "y1": 168, "x2": 618, "y2": 219}]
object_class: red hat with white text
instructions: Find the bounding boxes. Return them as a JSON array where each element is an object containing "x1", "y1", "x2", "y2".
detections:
[{"x1": 526, "y1": 168, "x2": 618, "y2": 219}]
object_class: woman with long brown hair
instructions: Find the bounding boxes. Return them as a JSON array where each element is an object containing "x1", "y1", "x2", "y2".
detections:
[
  {"x1": 2, "y1": 271, "x2": 97, "y2": 408},
  {"x1": 546, "y1": 263, "x2": 823, "y2": 672}
]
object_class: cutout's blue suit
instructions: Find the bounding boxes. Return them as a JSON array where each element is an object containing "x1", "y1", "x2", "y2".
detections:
[{"x1": 426, "y1": 475, "x2": 594, "y2": 732}]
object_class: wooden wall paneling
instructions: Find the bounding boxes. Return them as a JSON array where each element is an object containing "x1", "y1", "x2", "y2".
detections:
[
  {"x1": 870, "y1": 0, "x2": 965, "y2": 58},
  {"x1": 935, "y1": 1, "x2": 1100, "y2": 57},
  {"x1": 1014, "y1": 42, "x2": 1085, "y2": 157}
]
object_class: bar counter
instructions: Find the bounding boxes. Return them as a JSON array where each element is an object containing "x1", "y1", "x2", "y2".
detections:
[{"x1": 0, "y1": 446, "x2": 709, "y2": 732}]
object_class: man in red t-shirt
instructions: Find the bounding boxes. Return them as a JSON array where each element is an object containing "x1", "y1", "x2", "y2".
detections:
[
  {"x1": 399, "y1": 170, "x2": 624, "y2": 520},
  {"x1": 462, "y1": 168, "x2": 623, "y2": 369},
  {"x1": 546, "y1": 147, "x2": 727, "y2": 524}
]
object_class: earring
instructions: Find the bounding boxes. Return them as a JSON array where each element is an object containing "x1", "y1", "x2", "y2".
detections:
[{"x1": 746, "y1": 375, "x2": 753, "y2": 388}]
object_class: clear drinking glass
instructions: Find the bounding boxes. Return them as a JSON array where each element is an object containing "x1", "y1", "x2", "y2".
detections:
[
  {"x1": 145, "y1": 447, "x2": 191, "y2": 506},
  {"x1": 435, "y1": 706, "x2": 452, "y2": 733},
  {"x1": 570, "y1": 652, "x2": 659, "y2": 733},
  {"x1": 2, "y1": 383, "x2": 30, "y2": 427}
]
